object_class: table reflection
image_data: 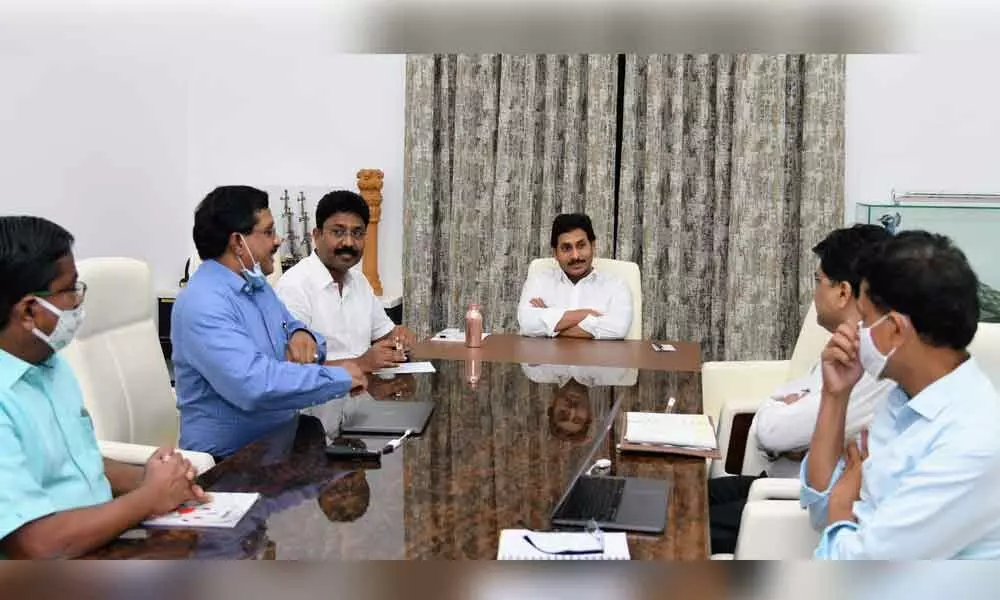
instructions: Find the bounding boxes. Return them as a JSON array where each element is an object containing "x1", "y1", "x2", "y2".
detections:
[{"x1": 85, "y1": 360, "x2": 706, "y2": 559}]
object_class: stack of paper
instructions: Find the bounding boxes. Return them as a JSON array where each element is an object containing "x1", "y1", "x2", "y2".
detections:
[
  {"x1": 373, "y1": 361, "x2": 437, "y2": 376},
  {"x1": 619, "y1": 412, "x2": 720, "y2": 457},
  {"x1": 497, "y1": 529, "x2": 629, "y2": 560},
  {"x1": 432, "y1": 327, "x2": 491, "y2": 343},
  {"x1": 142, "y1": 492, "x2": 260, "y2": 529}
]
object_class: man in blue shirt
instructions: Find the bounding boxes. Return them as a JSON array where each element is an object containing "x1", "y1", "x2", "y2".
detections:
[
  {"x1": 173, "y1": 186, "x2": 366, "y2": 459},
  {"x1": 802, "y1": 230, "x2": 1000, "y2": 559},
  {"x1": 0, "y1": 216, "x2": 205, "y2": 559}
]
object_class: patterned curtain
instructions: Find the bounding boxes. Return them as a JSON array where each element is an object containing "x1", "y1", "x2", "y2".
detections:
[
  {"x1": 403, "y1": 54, "x2": 619, "y2": 336},
  {"x1": 616, "y1": 55, "x2": 845, "y2": 361}
]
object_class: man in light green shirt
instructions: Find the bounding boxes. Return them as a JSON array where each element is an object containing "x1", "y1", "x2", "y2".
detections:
[{"x1": 0, "y1": 216, "x2": 206, "y2": 559}]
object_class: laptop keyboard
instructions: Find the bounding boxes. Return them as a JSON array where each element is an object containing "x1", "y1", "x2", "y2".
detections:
[{"x1": 556, "y1": 477, "x2": 626, "y2": 523}]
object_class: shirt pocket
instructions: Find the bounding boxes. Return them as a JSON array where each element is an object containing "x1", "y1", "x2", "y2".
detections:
[{"x1": 73, "y1": 411, "x2": 104, "y2": 460}]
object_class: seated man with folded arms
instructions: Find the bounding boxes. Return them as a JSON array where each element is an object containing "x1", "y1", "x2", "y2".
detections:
[
  {"x1": 276, "y1": 190, "x2": 415, "y2": 373},
  {"x1": 803, "y1": 231, "x2": 1000, "y2": 559},
  {"x1": 517, "y1": 213, "x2": 632, "y2": 339},
  {"x1": 172, "y1": 186, "x2": 366, "y2": 461},
  {"x1": 0, "y1": 216, "x2": 206, "y2": 559},
  {"x1": 709, "y1": 225, "x2": 895, "y2": 555}
]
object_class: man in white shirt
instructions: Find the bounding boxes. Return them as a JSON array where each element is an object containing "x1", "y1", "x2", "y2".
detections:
[
  {"x1": 708, "y1": 224, "x2": 895, "y2": 555},
  {"x1": 517, "y1": 213, "x2": 632, "y2": 339},
  {"x1": 276, "y1": 191, "x2": 416, "y2": 372}
]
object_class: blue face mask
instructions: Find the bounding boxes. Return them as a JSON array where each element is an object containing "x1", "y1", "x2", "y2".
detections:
[{"x1": 238, "y1": 235, "x2": 268, "y2": 291}]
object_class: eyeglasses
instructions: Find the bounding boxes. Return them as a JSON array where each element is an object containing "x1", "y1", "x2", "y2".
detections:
[
  {"x1": 34, "y1": 280, "x2": 87, "y2": 305},
  {"x1": 250, "y1": 227, "x2": 279, "y2": 240},
  {"x1": 323, "y1": 228, "x2": 366, "y2": 241}
]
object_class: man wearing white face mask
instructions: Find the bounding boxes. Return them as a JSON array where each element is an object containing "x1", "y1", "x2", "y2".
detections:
[
  {"x1": 802, "y1": 231, "x2": 1000, "y2": 559},
  {"x1": 172, "y1": 186, "x2": 367, "y2": 460},
  {"x1": 0, "y1": 216, "x2": 208, "y2": 558}
]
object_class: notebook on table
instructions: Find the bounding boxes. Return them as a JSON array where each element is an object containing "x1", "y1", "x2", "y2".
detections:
[
  {"x1": 617, "y1": 412, "x2": 721, "y2": 459},
  {"x1": 497, "y1": 529, "x2": 630, "y2": 560},
  {"x1": 141, "y1": 492, "x2": 260, "y2": 529}
]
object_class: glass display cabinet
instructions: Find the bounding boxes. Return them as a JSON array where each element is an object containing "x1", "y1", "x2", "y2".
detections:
[{"x1": 856, "y1": 194, "x2": 1000, "y2": 322}]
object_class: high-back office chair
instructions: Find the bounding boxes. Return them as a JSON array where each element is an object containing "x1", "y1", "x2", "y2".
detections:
[
  {"x1": 526, "y1": 257, "x2": 643, "y2": 340},
  {"x1": 705, "y1": 303, "x2": 829, "y2": 478},
  {"x1": 62, "y1": 257, "x2": 214, "y2": 473},
  {"x1": 969, "y1": 322, "x2": 1000, "y2": 389}
]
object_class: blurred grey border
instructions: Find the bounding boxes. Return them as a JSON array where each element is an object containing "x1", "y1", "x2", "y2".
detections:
[
  {"x1": 353, "y1": 0, "x2": 906, "y2": 53},
  {"x1": 5, "y1": 562, "x2": 1000, "y2": 600}
]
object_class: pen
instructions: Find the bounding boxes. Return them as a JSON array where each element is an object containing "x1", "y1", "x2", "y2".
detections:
[
  {"x1": 381, "y1": 428, "x2": 415, "y2": 454},
  {"x1": 665, "y1": 397, "x2": 676, "y2": 413}
]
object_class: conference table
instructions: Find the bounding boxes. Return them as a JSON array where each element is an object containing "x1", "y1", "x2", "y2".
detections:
[{"x1": 84, "y1": 335, "x2": 708, "y2": 560}]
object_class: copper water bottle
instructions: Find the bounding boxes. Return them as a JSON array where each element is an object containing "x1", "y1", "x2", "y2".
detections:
[{"x1": 465, "y1": 303, "x2": 483, "y2": 348}]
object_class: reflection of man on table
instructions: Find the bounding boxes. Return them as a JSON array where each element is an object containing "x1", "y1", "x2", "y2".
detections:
[
  {"x1": 522, "y1": 364, "x2": 636, "y2": 443},
  {"x1": 517, "y1": 213, "x2": 633, "y2": 340},
  {"x1": 191, "y1": 415, "x2": 371, "y2": 558}
]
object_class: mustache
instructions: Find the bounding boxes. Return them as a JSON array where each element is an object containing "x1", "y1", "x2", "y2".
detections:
[
  {"x1": 334, "y1": 247, "x2": 360, "y2": 257},
  {"x1": 569, "y1": 259, "x2": 586, "y2": 266}
]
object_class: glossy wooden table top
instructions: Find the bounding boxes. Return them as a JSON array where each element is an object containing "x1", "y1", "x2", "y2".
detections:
[
  {"x1": 412, "y1": 334, "x2": 702, "y2": 372},
  {"x1": 85, "y1": 360, "x2": 707, "y2": 560}
]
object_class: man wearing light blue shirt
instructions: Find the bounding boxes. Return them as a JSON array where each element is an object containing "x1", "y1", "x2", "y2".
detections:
[
  {"x1": 802, "y1": 230, "x2": 1000, "y2": 559},
  {"x1": 173, "y1": 186, "x2": 366, "y2": 459},
  {"x1": 0, "y1": 216, "x2": 204, "y2": 559}
]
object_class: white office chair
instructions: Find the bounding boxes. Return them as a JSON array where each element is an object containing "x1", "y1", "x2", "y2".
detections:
[
  {"x1": 526, "y1": 257, "x2": 643, "y2": 340},
  {"x1": 719, "y1": 478, "x2": 819, "y2": 560},
  {"x1": 969, "y1": 322, "x2": 1000, "y2": 389},
  {"x1": 62, "y1": 257, "x2": 215, "y2": 474},
  {"x1": 706, "y1": 303, "x2": 829, "y2": 478}
]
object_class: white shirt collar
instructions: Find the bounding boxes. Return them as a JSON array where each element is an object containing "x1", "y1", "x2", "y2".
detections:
[
  {"x1": 557, "y1": 265, "x2": 599, "y2": 286},
  {"x1": 304, "y1": 251, "x2": 357, "y2": 292}
]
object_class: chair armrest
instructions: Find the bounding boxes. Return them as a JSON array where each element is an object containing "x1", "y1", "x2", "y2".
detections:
[
  {"x1": 97, "y1": 440, "x2": 216, "y2": 475},
  {"x1": 746, "y1": 477, "x2": 801, "y2": 502},
  {"x1": 709, "y1": 396, "x2": 771, "y2": 478},
  {"x1": 734, "y1": 499, "x2": 818, "y2": 559},
  {"x1": 701, "y1": 360, "x2": 791, "y2": 421}
]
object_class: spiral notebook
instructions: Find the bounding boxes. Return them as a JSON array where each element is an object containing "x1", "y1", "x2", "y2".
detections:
[{"x1": 496, "y1": 529, "x2": 630, "y2": 560}]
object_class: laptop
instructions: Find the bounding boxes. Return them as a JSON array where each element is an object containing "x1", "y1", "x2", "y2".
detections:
[
  {"x1": 338, "y1": 400, "x2": 436, "y2": 436},
  {"x1": 550, "y1": 396, "x2": 670, "y2": 534}
]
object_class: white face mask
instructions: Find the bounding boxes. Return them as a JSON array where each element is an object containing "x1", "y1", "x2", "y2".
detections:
[
  {"x1": 858, "y1": 314, "x2": 897, "y2": 379},
  {"x1": 31, "y1": 296, "x2": 86, "y2": 352}
]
